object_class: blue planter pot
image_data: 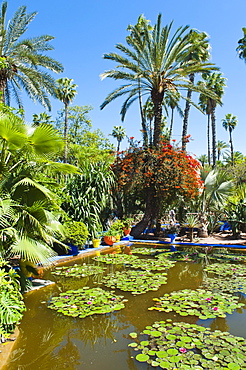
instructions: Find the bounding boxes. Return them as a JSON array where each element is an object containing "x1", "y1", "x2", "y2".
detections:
[
  {"x1": 167, "y1": 233, "x2": 177, "y2": 243},
  {"x1": 67, "y1": 243, "x2": 79, "y2": 255}
]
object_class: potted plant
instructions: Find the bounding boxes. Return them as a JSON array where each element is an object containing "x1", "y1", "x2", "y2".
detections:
[
  {"x1": 103, "y1": 229, "x2": 119, "y2": 246},
  {"x1": 122, "y1": 217, "x2": 134, "y2": 236},
  {"x1": 92, "y1": 229, "x2": 103, "y2": 248},
  {"x1": 64, "y1": 220, "x2": 89, "y2": 255},
  {"x1": 182, "y1": 214, "x2": 200, "y2": 242}
]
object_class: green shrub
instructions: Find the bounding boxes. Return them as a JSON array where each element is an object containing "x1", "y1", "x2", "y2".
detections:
[{"x1": 64, "y1": 221, "x2": 89, "y2": 246}]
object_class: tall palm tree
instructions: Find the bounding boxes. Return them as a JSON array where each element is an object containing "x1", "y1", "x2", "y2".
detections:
[
  {"x1": 237, "y1": 27, "x2": 246, "y2": 62},
  {"x1": 217, "y1": 140, "x2": 228, "y2": 161},
  {"x1": 181, "y1": 30, "x2": 211, "y2": 151},
  {"x1": 0, "y1": 2, "x2": 63, "y2": 110},
  {"x1": 100, "y1": 14, "x2": 218, "y2": 149},
  {"x1": 56, "y1": 78, "x2": 77, "y2": 163},
  {"x1": 222, "y1": 113, "x2": 238, "y2": 166},
  {"x1": 110, "y1": 125, "x2": 126, "y2": 153},
  {"x1": 126, "y1": 14, "x2": 152, "y2": 148},
  {"x1": 198, "y1": 73, "x2": 226, "y2": 168}
]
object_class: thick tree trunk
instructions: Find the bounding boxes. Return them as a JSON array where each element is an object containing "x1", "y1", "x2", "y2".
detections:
[
  {"x1": 152, "y1": 89, "x2": 164, "y2": 148},
  {"x1": 211, "y1": 107, "x2": 217, "y2": 168},
  {"x1": 130, "y1": 186, "x2": 160, "y2": 238},
  {"x1": 182, "y1": 73, "x2": 194, "y2": 151}
]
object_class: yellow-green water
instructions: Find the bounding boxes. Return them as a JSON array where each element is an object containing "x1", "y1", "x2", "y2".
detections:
[{"x1": 4, "y1": 246, "x2": 246, "y2": 370}]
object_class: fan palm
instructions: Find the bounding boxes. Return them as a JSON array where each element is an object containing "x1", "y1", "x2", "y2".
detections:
[
  {"x1": 100, "y1": 14, "x2": 219, "y2": 148},
  {"x1": 198, "y1": 73, "x2": 226, "y2": 168},
  {"x1": 0, "y1": 111, "x2": 78, "y2": 263},
  {"x1": 0, "y1": 2, "x2": 63, "y2": 110},
  {"x1": 222, "y1": 113, "x2": 237, "y2": 166},
  {"x1": 181, "y1": 30, "x2": 211, "y2": 151},
  {"x1": 56, "y1": 78, "x2": 77, "y2": 163},
  {"x1": 110, "y1": 125, "x2": 126, "y2": 153}
]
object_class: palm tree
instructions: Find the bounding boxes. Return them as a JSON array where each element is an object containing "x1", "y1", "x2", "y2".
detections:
[
  {"x1": 100, "y1": 14, "x2": 218, "y2": 148},
  {"x1": 197, "y1": 154, "x2": 208, "y2": 166},
  {"x1": 181, "y1": 30, "x2": 211, "y2": 151},
  {"x1": 237, "y1": 27, "x2": 246, "y2": 62},
  {"x1": 56, "y1": 78, "x2": 77, "y2": 163},
  {"x1": 222, "y1": 113, "x2": 238, "y2": 166},
  {"x1": 217, "y1": 140, "x2": 228, "y2": 161},
  {"x1": 0, "y1": 2, "x2": 63, "y2": 110},
  {"x1": 198, "y1": 73, "x2": 226, "y2": 168},
  {"x1": 110, "y1": 125, "x2": 126, "y2": 153}
]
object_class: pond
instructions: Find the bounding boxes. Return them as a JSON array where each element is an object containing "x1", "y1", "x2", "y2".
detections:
[{"x1": 4, "y1": 245, "x2": 246, "y2": 370}]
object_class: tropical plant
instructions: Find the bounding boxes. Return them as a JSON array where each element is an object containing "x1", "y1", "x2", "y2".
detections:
[
  {"x1": 56, "y1": 78, "x2": 77, "y2": 162},
  {"x1": 198, "y1": 72, "x2": 226, "y2": 167},
  {"x1": 110, "y1": 125, "x2": 126, "y2": 153},
  {"x1": 0, "y1": 2, "x2": 63, "y2": 109},
  {"x1": 0, "y1": 109, "x2": 78, "y2": 264},
  {"x1": 100, "y1": 14, "x2": 218, "y2": 148},
  {"x1": 197, "y1": 154, "x2": 208, "y2": 166},
  {"x1": 181, "y1": 29, "x2": 211, "y2": 151},
  {"x1": 222, "y1": 113, "x2": 238, "y2": 166},
  {"x1": 182, "y1": 214, "x2": 200, "y2": 242},
  {"x1": 0, "y1": 263, "x2": 25, "y2": 339},
  {"x1": 62, "y1": 162, "x2": 115, "y2": 239}
]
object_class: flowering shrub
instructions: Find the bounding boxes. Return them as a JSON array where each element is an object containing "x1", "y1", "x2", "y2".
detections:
[{"x1": 113, "y1": 141, "x2": 201, "y2": 205}]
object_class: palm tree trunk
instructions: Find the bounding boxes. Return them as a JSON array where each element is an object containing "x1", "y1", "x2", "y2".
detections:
[
  {"x1": 169, "y1": 108, "x2": 174, "y2": 141},
  {"x1": 152, "y1": 89, "x2": 164, "y2": 148},
  {"x1": 181, "y1": 73, "x2": 194, "y2": 151},
  {"x1": 229, "y1": 128, "x2": 234, "y2": 166},
  {"x1": 63, "y1": 103, "x2": 68, "y2": 163},
  {"x1": 138, "y1": 80, "x2": 148, "y2": 148},
  {"x1": 0, "y1": 73, "x2": 6, "y2": 104},
  {"x1": 207, "y1": 114, "x2": 211, "y2": 166},
  {"x1": 211, "y1": 107, "x2": 217, "y2": 168}
]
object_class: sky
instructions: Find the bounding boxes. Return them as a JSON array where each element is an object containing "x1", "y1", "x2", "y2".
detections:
[{"x1": 5, "y1": 0, "x2": 246, "y2": 158}]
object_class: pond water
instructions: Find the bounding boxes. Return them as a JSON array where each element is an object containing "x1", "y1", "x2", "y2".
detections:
[{"x1": 4, "y1": 245, "x2": 246, "y2": 370}]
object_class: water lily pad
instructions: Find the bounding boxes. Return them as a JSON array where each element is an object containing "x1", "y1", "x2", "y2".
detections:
[
  {"x1": 128, "y1": 319, "x2": 246, "y2": 368},
  {"x1": 48, "y1": 287, "x2": 126, "y2": 318},
  {"x1": 101, "y1": 270, "x2": 167, "y2": 294},
  {"x1": 149, "y1": 288, "x2": 244, "y2": 319},
  {"x1": 52, "y1": 263, "x2": 105, "y2": 278}
]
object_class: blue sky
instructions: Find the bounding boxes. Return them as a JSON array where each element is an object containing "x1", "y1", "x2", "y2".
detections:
[{"x1": 6, "y1": 0, "x2": 246, "y2": 157}]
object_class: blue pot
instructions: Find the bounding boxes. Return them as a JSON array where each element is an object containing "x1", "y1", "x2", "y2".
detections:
[
  {"x1": 167, "y1": 233, "x2": 177, "y2": 243},
  {"x1": 67, "y1": 243, "x2": 79, "y2": 255}
]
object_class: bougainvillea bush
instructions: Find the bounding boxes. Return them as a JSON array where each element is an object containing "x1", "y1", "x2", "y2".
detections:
[
  {"x1": 113, "y1": 141, "x2": 202, "y2": 236},
  {"x1": 114, "y1": 141, "x2": 201, "y2": 202}
]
